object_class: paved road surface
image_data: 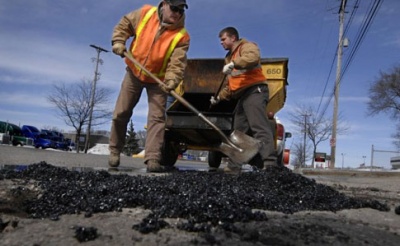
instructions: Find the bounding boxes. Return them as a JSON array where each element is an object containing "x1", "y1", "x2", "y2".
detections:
[
  {"x1": 1, "y1": 144, "x2": 400, "y2": 245},
  {"x1": 0, "y1": 144, "x2": 212, "y2": 173}
]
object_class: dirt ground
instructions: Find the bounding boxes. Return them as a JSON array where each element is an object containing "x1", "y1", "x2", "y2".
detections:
[{"x1": 1, "y1": 146, "x2": 400, "y2": 245}]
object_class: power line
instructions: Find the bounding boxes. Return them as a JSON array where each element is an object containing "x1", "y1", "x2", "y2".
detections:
[
  {"x1": 316, "y1": 0, "x2": 383, "y2": 122},
  {"x1": 341, "y1": 0, "x2": 383, "y2": 78},
  {"x1": 329, "y1": 0, "x2": 383, "y2": 168},
  {"x1": 316, "y1": 0, "x2": 360, "y2": 119}
]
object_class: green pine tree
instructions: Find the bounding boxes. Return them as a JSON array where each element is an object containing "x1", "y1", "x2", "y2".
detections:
[{"x1": 123, "y1": 120, "x2": 140, "y2": 156}]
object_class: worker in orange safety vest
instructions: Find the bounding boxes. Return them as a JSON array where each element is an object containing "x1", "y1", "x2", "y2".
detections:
[
  {"x1": 210, "y1": 26, "x2": 277, "y2": 173},
  {"x1": 109, "y1": 0, "x2": 190, "y2": 172}
]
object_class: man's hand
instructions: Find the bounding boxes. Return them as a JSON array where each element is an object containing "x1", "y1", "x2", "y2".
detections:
[
  {"x1": 159, "y1": 80, "x2": 177, "y2": 93},
  {"x1": 210, "y1": 96, "x2": 220, "y2": 106},
  {"x1": 222, "y1": 61, "x2": 235, "y2": 74},
  {"x1": 112, "y1": 42, "x2": 126, "y2": 57}
]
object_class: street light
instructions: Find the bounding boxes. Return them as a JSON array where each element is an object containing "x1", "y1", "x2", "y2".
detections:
[
  {"x1": 341, "y1": 153, "x2": 345, "y2": 169},
  {"x1": 362, "y1": 155, "x2": 366, "y2": 166}
]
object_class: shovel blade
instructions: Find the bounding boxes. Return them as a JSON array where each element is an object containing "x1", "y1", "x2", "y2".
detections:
[{"x1": 217, "y1": 130, "x2": 262, "y2": 164}]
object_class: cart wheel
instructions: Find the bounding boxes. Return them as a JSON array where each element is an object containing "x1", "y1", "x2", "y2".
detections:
[
  {"x1": 249, "y1": 154, "x2": 263, "y2": 169},
  {"x1": 161, "y1": 140, "x2": 179, "y2": 167},
  {"x1": 208, "y1": 151, "x2": 222, "y2": 168}
]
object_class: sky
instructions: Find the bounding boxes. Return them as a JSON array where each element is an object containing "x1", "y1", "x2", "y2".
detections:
[{"x1": 1, "y1": 0, "x2": 399, "y2": 169}]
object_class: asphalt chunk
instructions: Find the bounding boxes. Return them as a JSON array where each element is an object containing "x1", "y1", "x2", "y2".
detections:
[{"x1": 0, "y1": 161, "x2": 390, "y2": 233}]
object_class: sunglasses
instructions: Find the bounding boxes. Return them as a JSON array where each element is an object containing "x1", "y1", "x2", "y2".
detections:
[{"x1": 169, "y1": 5, "x2": 184, "y2": 15}]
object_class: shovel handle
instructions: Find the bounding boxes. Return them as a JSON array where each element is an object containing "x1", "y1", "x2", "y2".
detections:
[
  {"x1": 168, "y1": 91, "x2": 237, "y2": 149},
  {"x1": 209, "y1": 74, "x2": 227, "y2": 110},
  {"x1": 124, "y1": 52, "x2": 165, "y2": 87},
  {"x1": 123, "y1": 52, "x2": 241, "y2": 151},
  {"x1": 213, "y1": 74, "x2": 227, "y2": 98}
]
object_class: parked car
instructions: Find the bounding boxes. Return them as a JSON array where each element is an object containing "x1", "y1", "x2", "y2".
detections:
[
  {"x1": 40, "y1": 129, "x2": 68, "y2": 150},
  {"x1": 0, "y1": 121, "x2": 33, "y2": 146},
  {"x1": 275, "y1": 117, "x2": 292, "y2": 165},
  {"x1": 34, "y1": 132, "x2": 55, "y2": 149},
  {"x1": 21, "y1": 125, "x2": 41, "y2": 140}
]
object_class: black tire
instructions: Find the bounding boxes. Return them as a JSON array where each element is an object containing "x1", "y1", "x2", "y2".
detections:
[
  {"x1": 277, "y1": 151, "x2": 284, "y2": 166},
  {"x1": 12, "y1": 142, "x2": 23, "y2": 147},
  {"x1": 249, "y1": 154, "x2": 263, "y2": 169},
  {"x1": 160, "y1": 140, "x2": 179, "y2": 167},
  {"x1": 208, "y1": 151, "x2": 222, "y2": 168}
]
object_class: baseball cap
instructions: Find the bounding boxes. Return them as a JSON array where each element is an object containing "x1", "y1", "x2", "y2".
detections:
[{"x1": 165, "y1": 0, "x2": 188, "y2": 9}]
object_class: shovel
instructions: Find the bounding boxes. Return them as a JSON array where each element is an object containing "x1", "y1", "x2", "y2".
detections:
[
  {"x1": 123, "y1": 52, "x2": 261, "y2": 164},
  {"x1": 208, "y1": 74, "x2": 227, "y2": 110}
]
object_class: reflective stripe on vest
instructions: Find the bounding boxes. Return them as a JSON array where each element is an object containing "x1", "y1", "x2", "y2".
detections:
[
  {"x1": 159, "y1": 28, "x2": 186, "y2": 77},
  {"x1": 131, "y1": 7, "x2": 157, "y2": 52},
  {"x1": 228, "y1": 42, "x2": 266, "y2": 91},
  {"x1": 131, "y1": 7, "x2": 187, "y2": 78},
  {"x1": 231, "y1": 64, "x2": 261, "y2": 76}
]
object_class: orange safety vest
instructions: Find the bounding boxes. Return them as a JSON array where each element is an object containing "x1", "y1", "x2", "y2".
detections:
[
  {"x1": 228, "y1": 43, "x2": 266, "y2": 91},
  {"x1": 125, "y1": 5, "x2": 188, "y2": 83}
]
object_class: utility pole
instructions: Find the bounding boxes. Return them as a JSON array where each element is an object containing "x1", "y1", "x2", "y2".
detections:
[
  {"x1": 301, "y1": 113, "x2": 311, "y2": 168},
  {"x1": 370, "y1": 144, "x2": 374, "y2": 168},
  {"x1": 84, "y1": 44, "x2": 109, "y2": 153},
  {"x1": 341, "y1": 153, "x2": 345, "y2": 169},
  {"x1": 330, "y1": 0, "x2": 347, "y2": 169}
]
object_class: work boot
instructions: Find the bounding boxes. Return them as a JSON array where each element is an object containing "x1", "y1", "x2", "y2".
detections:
[
  {"x1": 108, "y1": 153, "x2": 120, "y2": 168},
  {"x1": 223, "y1": 164, "x2": 242, "y2": 174},
  {"x1": 146, "y1": 159, "x2": 165, "y2": 173},
  {"x1": 208, "y1": 166, "x2": 218, "y2": 172},
  {"x1": 263, "y1": 160, "x2": 277, "y2": 170},
  {"x1": 223, "y1": 159, "x2": 242, "y2": 174}
]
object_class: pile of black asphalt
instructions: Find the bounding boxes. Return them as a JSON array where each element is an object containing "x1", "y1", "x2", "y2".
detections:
[{"x1": 0, "y1": 161, "x2": 390, "y2": 235}]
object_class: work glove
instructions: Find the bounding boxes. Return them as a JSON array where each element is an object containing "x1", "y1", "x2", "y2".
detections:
[
  {"x1": 210, "y1": 96, "x2": 220, "y2": 106},
  {"x1": 112, "y1": 42, "x2": 126, "y2": 57},
  {"x1": 218, "y1": 87, "x2": 232, "y2": 101},
  {"x1": 222, "y1": 61, "x2": 235, "y2": 75},
  {"x1": 159, "y1": 80, "x2": 177, "y2": 94}
]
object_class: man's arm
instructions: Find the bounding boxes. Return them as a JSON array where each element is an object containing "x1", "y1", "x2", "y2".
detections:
[
  {"x1": 111, "y1": 9, "x2": 142, "y2": 45},
  {"x1": 232, "y1": 42, "x2": 261, "y2": 69},
  {"x1": 164, "y1": 35, "x2": 191, "y2": 86}
]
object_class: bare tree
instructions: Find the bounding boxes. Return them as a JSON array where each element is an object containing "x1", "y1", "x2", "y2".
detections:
[
  {"x1": 291, "y1": 141, "x2": 312, "y2": 169},
  {"x1": 367, "y1": 65, "x2": 400, "y2": 119},
  {"x1": 367, "y1": 65, "x2": 400, "y2": 148},
  {"x1": 47, "y1": 79, "x2": 112, "y2": 152},
  {"x1": 289, "y1": 104, "x2": 349, "y2": 168},
  {"x1": 392, "y1": 125, "x2": 400, "y2": 151}
]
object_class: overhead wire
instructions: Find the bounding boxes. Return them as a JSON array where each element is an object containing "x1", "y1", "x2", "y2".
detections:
[
  {"x1": 316, "y1": 0, "x2": 359, "y2": 119},
  {"x1": 316, "y1": 0, "x2": 382, "y2": 122},
  {"x1": 340, "y1": 0, "x2": 383, "y2": 78}
]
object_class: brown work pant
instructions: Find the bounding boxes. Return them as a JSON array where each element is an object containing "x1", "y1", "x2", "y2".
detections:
[
  {"x1": 229, "y1": 84, "x2": 277, "y2": 168},
  {"x1": 109, "y1": 67, "x2": 167, "y2": 163}
]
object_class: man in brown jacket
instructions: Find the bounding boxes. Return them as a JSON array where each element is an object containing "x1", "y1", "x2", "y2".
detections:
[
  {"x1": 211, "y1": 27, "x2": 277, "y2": 172},
  {"x1": 109, "y1": 0, "x2": 190, "y2": 172}
]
